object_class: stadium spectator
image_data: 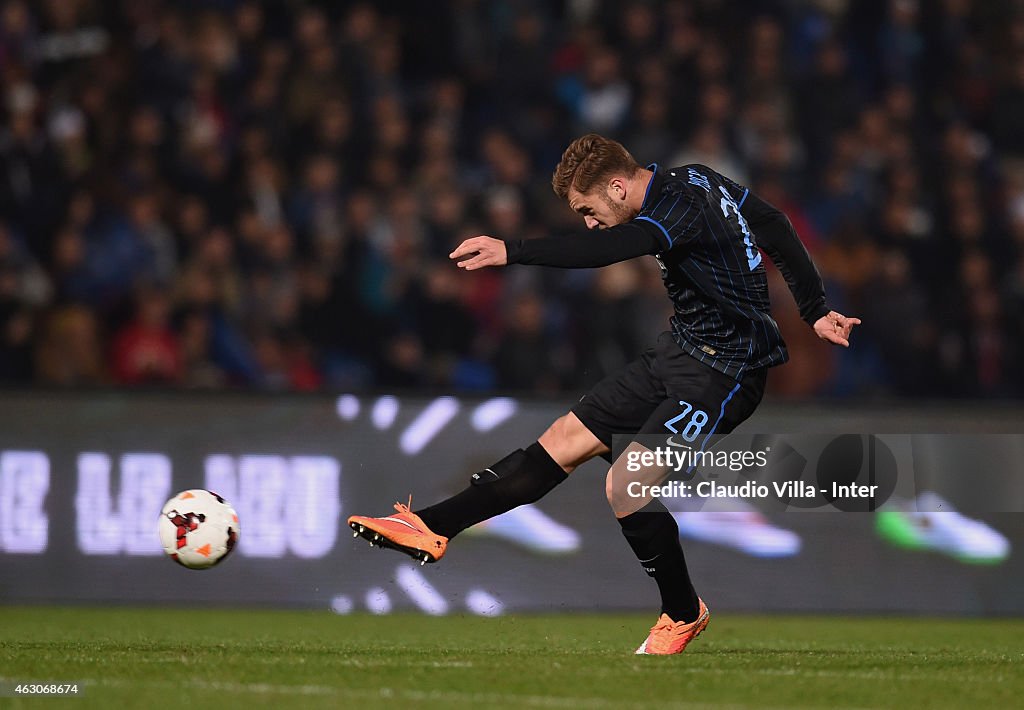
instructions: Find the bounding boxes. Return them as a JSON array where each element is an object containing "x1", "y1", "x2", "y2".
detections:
[{"x1": 110, "y1": 286, "x2": 181, "y2": 385}]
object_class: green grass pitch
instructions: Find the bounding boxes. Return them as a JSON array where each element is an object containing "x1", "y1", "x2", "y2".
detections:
[{"x1": 1, "y1": 607, "x2": 1022, "y2": 709}]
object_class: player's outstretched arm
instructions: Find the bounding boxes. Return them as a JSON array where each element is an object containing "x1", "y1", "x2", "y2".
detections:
[
  {"x1": 450, "y1": 236, "x2": 507, "y2": 270},
  {"x1": 450, "y1": 225, "x2": 661, "y2": 271},
  {"x1": 812, "y1": 311, "x2": 861, "y2": 348}
]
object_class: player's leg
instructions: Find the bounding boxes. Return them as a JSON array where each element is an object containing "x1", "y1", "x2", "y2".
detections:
[
  {"x1": 610, "y1": 356, "x2": 767, "y2": 654},
  {"x1": 605, "y1": 407, "x2": 709, "y2": 653},
  {"x1": 562, "y1": 339, "x2": 712, "y2": 645},
  {"x1": 347, "y1": 412, "x2": 607, "y2": 563},
  {"x1": 412, "y1": 412, "x2": 607, "y2": 538},
  {"x1": 348, "y1": 348, "x2": 660, "y2": 564},
  {"x1": 607, "y1": 405, "x2": 704, "y2": 625}
]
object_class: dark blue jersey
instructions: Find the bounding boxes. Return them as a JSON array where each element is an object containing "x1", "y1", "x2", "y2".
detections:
[
  {"x1": 638, "y1": 164, "x2": 784, "y2": 378},
  {"x1": 505, "y1": 164, "x2": 829, "y2": 379}
]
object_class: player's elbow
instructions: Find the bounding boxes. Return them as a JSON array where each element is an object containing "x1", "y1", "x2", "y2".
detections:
[{"x1": 746, "y1": 206, "x2": 789, "y2": 232}]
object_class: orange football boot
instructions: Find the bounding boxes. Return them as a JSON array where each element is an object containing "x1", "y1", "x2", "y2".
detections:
[
  {"x1": 635, "y1": 598, "x2": 710, "y2": 655},
  {"x1": 348, "y1": 500, "x2": 448, "y2": 565}
]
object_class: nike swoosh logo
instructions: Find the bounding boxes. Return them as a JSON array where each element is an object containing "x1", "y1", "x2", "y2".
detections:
[
  {"x1": 665, "y1": 436, "x2": 691, "y2": 449},
  {"x1": 380, "y1": 517, "x2": 420, "y2": 531}
]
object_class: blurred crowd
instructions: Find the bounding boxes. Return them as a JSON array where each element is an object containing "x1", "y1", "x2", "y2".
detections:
[{"x1": 1, "y1": 0, "x2": 1023, "y2": 398}]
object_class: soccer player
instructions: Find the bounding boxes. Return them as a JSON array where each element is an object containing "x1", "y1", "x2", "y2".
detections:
[{"x1": 348, "y1": 134, "x2": 860, "y2": 654}]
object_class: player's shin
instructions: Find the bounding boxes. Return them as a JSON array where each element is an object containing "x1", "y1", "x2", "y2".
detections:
[
  {"x1": 618, "y1": 498, "x2": 700, "y2": 623},
  {"x1": 415, "y1": 442, "x2": 568, "y2": 539}
]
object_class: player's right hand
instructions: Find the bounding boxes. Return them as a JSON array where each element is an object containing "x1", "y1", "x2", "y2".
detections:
[{"x1": 450, "y1": 236, "x2": 508, "y2": 270}]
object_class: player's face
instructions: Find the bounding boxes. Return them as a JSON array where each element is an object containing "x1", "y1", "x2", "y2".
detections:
[{"x1": 568, "y1": 184, "x2": 635, "y2": 230}]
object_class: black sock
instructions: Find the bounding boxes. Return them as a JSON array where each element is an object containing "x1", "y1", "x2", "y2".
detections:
[
  {"x1": 416, "y1": 442, "x2": 567, "y2": 539},
  {"x1": 618, "y1": 499, "x2": 699, "y2": 623}
]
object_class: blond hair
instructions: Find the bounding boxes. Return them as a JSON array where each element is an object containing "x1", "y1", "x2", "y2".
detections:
[{"x1": 551, "y1": 134, "x2": 641, "y2": 199}]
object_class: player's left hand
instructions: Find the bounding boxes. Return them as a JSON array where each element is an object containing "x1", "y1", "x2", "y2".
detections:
[
  {"x1": 449, "y1": 236, "x2": 507, "y2": 270},
  {"x1": 813, "y1": 310, "x2": 861, "y2": 347}
]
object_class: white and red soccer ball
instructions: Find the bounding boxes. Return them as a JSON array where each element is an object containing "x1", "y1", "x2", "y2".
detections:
[{"x1": 158, "y1": 489, "x2": 240, "y2": 569}]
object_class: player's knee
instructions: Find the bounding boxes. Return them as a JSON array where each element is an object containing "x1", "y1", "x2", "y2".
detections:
[
  {"x1": 605, "y1": 448, "x2": 657, "y2": 517},
  {"x1": 538, "y1": 416, "x2": 573, "y2": 472},
  {"x1": 538, "y1": 413, "x2": 604, "y2": 472},
  {"x1": 539, "y1": 414, "x2": 567, "y2": 444},
  {"x1": 605, "y1": 467, "x2": 634, "y2": 515}
]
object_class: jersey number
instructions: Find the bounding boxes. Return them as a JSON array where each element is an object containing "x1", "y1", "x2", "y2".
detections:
[
  {"x1": 664, "y1": 401, "x2": 709, "y2": 442},
  {"x1": 719, "y1": 187, "x2": 762, "y2": 271}
]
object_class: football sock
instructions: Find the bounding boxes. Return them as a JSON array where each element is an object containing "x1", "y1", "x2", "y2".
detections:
[
  {"x1": 415, "y1": 442, "x2": 568, "y2": 539},
  {"x1": 618, "y1": 498, "x2": 700, "y2": 623}
]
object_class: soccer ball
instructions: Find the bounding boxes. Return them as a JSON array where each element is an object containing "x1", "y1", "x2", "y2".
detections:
[{"x1": 158, "y1": 489, "x2": 239, "y2": 569}]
